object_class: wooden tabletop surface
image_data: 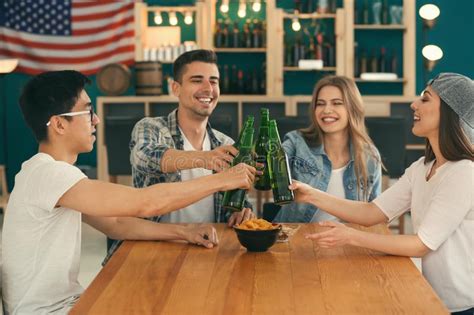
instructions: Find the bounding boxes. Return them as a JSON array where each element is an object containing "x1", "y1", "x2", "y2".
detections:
[{"x1": 71, "y1": 223, "x2": 448, "y2": 315}]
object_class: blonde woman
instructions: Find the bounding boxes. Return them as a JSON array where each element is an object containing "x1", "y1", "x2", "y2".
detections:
[{"x1": 274, "y1": 75, "x2": 382, "y2": 222}]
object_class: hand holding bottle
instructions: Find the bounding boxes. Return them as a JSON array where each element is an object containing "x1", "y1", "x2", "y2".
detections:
[
  {"x1": 201, "y1": 145, "x2": 238, "y2": 172},
  {"x1": 288, "y1": 180, "x2": 317, "y2": 204},
  {"x1": 219, "y1": 162, "x2": 258, "y2": 191}
]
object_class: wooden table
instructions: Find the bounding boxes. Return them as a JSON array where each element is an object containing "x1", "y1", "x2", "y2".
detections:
[{"x1": 71, "y1": 224, "x2": 449, "y2": 314}]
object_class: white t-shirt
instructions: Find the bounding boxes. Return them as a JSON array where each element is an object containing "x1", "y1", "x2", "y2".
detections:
[
  {"x1": 311, "y1": 165, "x2": 347, "y2": 222},
  {"x1": 2, "y1": 153, "x2": 87, "y2": 314},
  {"x1": 374, "y1": 157, "x2": 474, "y2": 312},
  {"x1": 160, "y1": 130, "x2": 214, "y2": 223}
]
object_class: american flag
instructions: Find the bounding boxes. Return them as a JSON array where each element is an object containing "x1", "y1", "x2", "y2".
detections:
[{"x1": 0, "y1": 0, "x2": 135, "y2": 75}]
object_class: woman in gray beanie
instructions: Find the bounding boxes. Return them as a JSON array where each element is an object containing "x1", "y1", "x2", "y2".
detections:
[{"x1": 290, "y1": 72, "x2": 473, "y2": 314}]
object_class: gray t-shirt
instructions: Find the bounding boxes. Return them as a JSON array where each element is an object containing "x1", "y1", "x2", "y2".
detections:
[{"x1": 2, "y1": 153, "x2": 86, "y2": 314}]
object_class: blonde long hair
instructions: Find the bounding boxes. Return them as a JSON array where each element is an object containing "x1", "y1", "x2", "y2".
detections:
[{"x1": 300, "y1": 75, "x2": 380, "y2": 200}]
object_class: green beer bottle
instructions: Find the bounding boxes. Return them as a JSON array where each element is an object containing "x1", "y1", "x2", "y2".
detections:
[
  {"x1": 254, "y1": 108, "x2": 271, "y2": 190},
  {"x1": 222, "y1": 125, "x2": 255, "y2": 212},
  {"x1": 267, "y1": 120, "x2": 294, "y2": 205},
  {"x1": 234, "y1": 115, "x2": 254, "y2": 150}
]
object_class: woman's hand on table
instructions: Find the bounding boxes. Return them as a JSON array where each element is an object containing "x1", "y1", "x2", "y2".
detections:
[
  {"x1": 305, "y1": 221, "x2": 355, "y2": 248},
  {"x1": 183, "y1": 225, "x2": 219, "y2": 248}
]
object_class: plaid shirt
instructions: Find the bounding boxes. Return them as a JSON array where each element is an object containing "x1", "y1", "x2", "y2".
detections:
[{"x1": 104, "y1": 109, "x2": 251, "y2": 265}]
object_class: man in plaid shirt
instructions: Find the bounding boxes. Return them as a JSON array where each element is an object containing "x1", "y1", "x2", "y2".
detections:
[{"x1": 104, "y1": 50, "x2": 255, "y2": 263}]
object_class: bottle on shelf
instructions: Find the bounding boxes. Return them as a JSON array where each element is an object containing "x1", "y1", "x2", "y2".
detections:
[
  {"x1": 360, "y1": 48, "x2": 368, "y2": 74},
  {"x1": 317, "y1": 0, "x2": 328, "y2": 14},
  {"x1": 262, "y1": 21, "x2": 267, "y2": 48},
  {"x1": 354, "y1": 42, "x2": 360, "y2": 78},
  {"x1": 285, "y1": 44, "x2": 293, "y2": 66},
  {"x1": 329, "y1": 0, "x2": 337, "y2": 13},
  {"x1": 362, "y1": 0, "x2": 369, "y2": 24},
  {"x1": 382, "y1": 0, "x2": 389, "y2": 24},
  {"x1": 390, "y1": 48, "x2": 398, "y2": 76},
  {"x1": 223, "y1": 19, "x2": 230, "y2": 48},
  {"x1": 306, "y1": 0, "x2": 314, "y2": 14},
  {"x1": 267, "y1": 120, "x2": 294, "y2": 205},
  {"x1": 369, "y1": 48, "x2": 378, "y2": 72},
  {"x1": 222, "y1": 125, "x2": 255, "y2": 212},
  {"x1": 237, "y1": 70, "x2": 245, "y2": 94},
  {"x1": 251, "y1": 69, "x2": 259, "y2": 94},
  {"x1": 232, "y1": 21, "x2": 240, "y2": 48},
  {"x1": 243, "y1": 20, "x2": 252, "y2": 48},
  {"x1": 252, "y1": 19, "x2": 261, "y2": 48},
  {"x1": 315, "y1": 32, "x2": 323, "y2": 60},
  {"x1": 293, "y1": 38, "x2": 301, "y2": 67},
  {"x1": 231, "y1": 65, "x2": 238, "y2": 94},
  {"x1": 294, "y1": 0, "x2": 302, "y2": 13},
  {"x1": 260, "y1": 62, "x2": 266, "y2": 94},
  {"x1": 222, "y1": 65, "x2": 230, "y2": 94},
  {"x1": 354, "y1": 1, "x2": 360, "y2": 24},
  {"x1": 215, "y1": 19, "x2": 223, "y2": 48},
  {"x1": 379, "y1": 47, "x2": 386, "y2": 73},
  {"x1": 254, "y1": 108, "x2": 271, "y2": 191}
]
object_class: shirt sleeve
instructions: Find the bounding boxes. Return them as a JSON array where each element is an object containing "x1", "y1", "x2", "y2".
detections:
[
  {"x1": 130, "y1": 118, "x2": 171, "y2": 175},
  {"x1": 417, "y1": 162, "x2": 473, "y2": 250},
  {"x1": 27, "y1": 161, "x2": 86, "y2": 212},
  {"x1": 373, "y1": 159, "x2": 418, "y2": 222}
]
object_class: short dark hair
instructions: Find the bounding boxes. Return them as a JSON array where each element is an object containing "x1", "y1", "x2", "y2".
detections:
[
  {"x1": 19, "y1": 70, "x2": 91, "y2": 142},
  {"x1": 173, "y1": 49, "x2": 218, "y2": 83},
  {"x1": 425, "y1": 99, "x2": 474, "y2": 162}
]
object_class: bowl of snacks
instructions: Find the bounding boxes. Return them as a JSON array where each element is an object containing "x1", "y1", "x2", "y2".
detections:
[{"x1": 234, "y1": 219, "x2": 281, "y2": 252}]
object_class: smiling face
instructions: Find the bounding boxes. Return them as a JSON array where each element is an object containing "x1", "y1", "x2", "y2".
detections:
[
  {"x1": 172, "y1": 61, "x2": 220, "y2": 118},
  {"x1": 314, "y1": 85, "x2": 349, "y2": 136},
  {"x1": 410, "y1": 86, "x2": 441, "y2": 140}
]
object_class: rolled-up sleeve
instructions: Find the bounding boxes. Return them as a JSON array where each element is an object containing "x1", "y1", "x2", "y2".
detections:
[{"x1": 130, "y1": 118, "x2": 171, "y2": 175}]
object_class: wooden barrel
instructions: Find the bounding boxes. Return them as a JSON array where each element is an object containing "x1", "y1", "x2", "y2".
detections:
[
  {"x1": 96, "y1": 63, "x2": 131, "y2": 96},
  {"x1": 135, "y1": 61, "x2": 163, "y2": 96}
]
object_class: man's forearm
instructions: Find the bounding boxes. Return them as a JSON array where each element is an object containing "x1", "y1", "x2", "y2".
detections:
[
  {"x1": 108, "y1": 217, "x2": 187, "y2": 241},
  {"x1": 161, "y1": 149, "x2": 206, "y2": 173}
]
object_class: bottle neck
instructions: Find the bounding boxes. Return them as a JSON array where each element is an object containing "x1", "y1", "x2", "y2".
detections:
[{"x1": 268, "y1": 122, "x2": 282, "y2": 145}]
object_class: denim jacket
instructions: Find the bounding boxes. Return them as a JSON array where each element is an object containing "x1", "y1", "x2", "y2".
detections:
[{"x1": 274, "y1": 130, "x2": 382, "y2": 223}]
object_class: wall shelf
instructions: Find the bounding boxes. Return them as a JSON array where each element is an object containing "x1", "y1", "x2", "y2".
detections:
[
  {"x1": 214, "y1": 48, "x2": 267, "y2": 53},
  {"x1": 284, "y1": 67, "x2": 337, "y2": 72},
  {"x1": 282, "y1": 12, "x2": 336, "y2": 19},
  {"x1": 355, "y1": 78, "x2": 406, "y2": 83},
  {"x1": 354, "y1": 24, "x2": 406, "y2": 30}
]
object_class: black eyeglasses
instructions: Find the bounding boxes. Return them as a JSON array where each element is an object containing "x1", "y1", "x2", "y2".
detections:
[{"x1": 46, "y1": 107, "x2": 95, "y2": 126}]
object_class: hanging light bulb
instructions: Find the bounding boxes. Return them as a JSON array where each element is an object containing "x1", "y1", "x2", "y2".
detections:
[
  {"x1": 252, "y1": 0, "x2": 262, "y2": 12},
  {"x1": 169, "y1": 11, "x2": 178, "y2": 26},
  {"x1": 422, "y1": 44, "x2": 443, "y2": 71},
  {"x1": 292, "y1": 16, "x2": 301, "y2": 31},
  {"x1": 154, "y1": 11, "x2": 163, "y2": 25},
  {"x1": 184, "y1": 11, "x2": 193, "y2": 25},
  {"x1": 238, "y1": 1, "x2": 247, "y2": 18},
  {"x1": 419, "y1": 4, "x2": 440, "y2": 29},
  {"x1": 220, "y1": 0, "x2": 229, "y2": 13}
]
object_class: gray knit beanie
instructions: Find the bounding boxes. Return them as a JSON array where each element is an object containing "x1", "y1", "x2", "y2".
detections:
[{"x1": 428, "y1": 73, "x2": 474, "y2": 143}]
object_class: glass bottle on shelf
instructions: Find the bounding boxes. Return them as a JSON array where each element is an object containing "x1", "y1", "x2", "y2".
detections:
[
  {"x1": 354, "y1": 42, "x2": 360, "y2": 78},
  {"x1": 306, "y1": 0, "x2": 314, "y2": 14},
  {"x1": 360, "y1": 48, "x2": 368, "y2": 74},
  {"x1": 223, "y1": 19, "x2": 230, "y2": 48},
  {"x1": 254, "y1": 108, "x2": 271, "y2": 191},
  {"x1": 267, "y1": 120, "x2": 294, "y2": 205},
  {"x1": 243, "y1": 20, "x2": 252, "y2": 48},
  {"x1": 215, "y1": 20, "x2": 223, "y2": 48},
  {"x1": 260, "y1": 62, "x2": 266, "y2": 94},
  {"x1": 251, "y1": 69, "x2": 259, "y2": 94},
  {"x1": 231, "y1": 65, "x2": 238, "y2": 94},
  {"x1": 223, "y1": 65, "x2": 230, "y2": 94},
  {"x1": 382, "y1": 0, "x2": 389, "y2": 24},
  {"x1": 237, "y1": 70, "x2": 245, "y2": 94},
  {"x1": 317, "y1": 0, "x2": 328, "y2": 14},
  {"x1": 294, "y1": 0, "x2": 302, "y2": 13},
  {"x1": 379, "y1": 47, "x2": 386, "y2": 72},
  {"x1": 326, "y1": 40, "x2": 335, "y2": 67},
  {"x1": 390, "y1": 49, "x2": 398, "y2": 76},
  {"x1": 329, "y1": 0, "x2": 337, "y2": 13},
  {"x1": 285, "y1": 44, "x2": 293, "y2": 66},
  {"x1": 370, "y1": 48, "x2": 378, "y2": 72},
  {"x1": 362, "y1": 0, "x2": 369, "y2": 24},
  {"x1": 232, "y1": 22, "x2": 240, "y2": 48},
  {"x1": 262, "y1": 21, "x2": 267, "y2": 48},
  {"x1": 252, "y1": 19, "x2": 261, "y2": 48},
  {"x1": 222, "y1": 126, "x2": 255, "y2": 212},
  {"x1": 293, "y1": 38, "x2": 301, "y2": 67},
  {"x1": 354, "y1": 1, "x2": 360, "y2": 24}
]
